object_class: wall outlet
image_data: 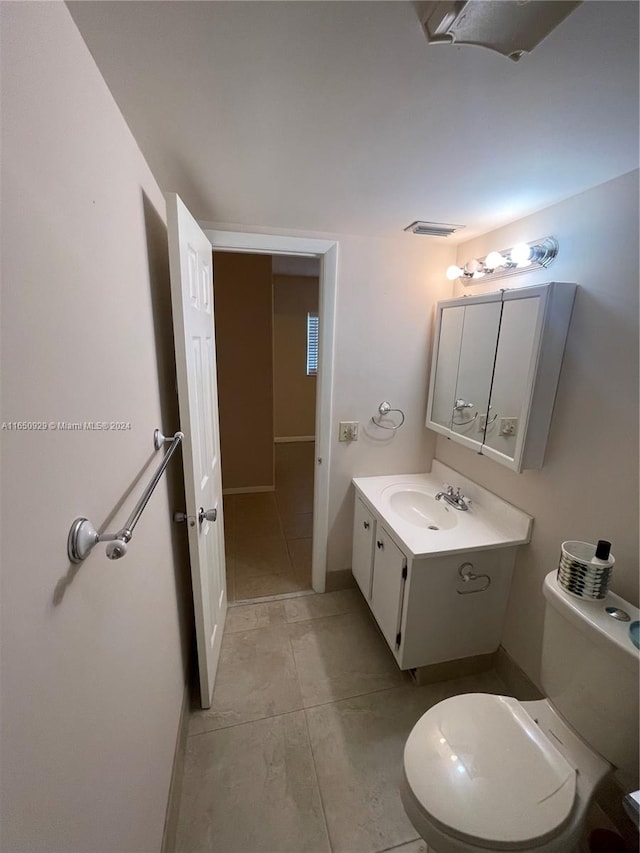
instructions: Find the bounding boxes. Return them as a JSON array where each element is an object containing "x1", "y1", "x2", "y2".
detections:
[
  {"x1": 499, "y1": 417, "x2": 518, "y2": 436},
  {"x1": 339, "y1": 421, "x2": 359, "y2": 441}
]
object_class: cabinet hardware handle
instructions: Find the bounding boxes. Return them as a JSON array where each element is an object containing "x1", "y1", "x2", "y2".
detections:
[
  {"x1": 376, "y1": 540, "x2": 384, "y2": 549},
  {"x1": 363, "y1": 521, "x2": 370, "y2": 529}
]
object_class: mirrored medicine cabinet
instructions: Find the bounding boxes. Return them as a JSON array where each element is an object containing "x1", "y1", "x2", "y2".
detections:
[{"x1": 426, "y1": 282, "x2": 577, "y2": 472}]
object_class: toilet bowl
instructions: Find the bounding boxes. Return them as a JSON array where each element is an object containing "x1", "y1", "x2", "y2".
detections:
[{"x1": 401, "y1": 572, "x2": 639, "y2": 853}]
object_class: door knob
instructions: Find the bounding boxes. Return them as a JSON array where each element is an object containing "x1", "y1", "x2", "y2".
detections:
[{"x1": 199, "y1": 507, "x2": 217, "y2": 524}]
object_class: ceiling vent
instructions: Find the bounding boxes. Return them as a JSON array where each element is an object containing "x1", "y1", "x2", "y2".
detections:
[
  {"x1": 404, "y1": 221, "x2": 465, "y2": 237},
  {"x1": 416, "y1": 1, "x2": 582, "y2": 62}
]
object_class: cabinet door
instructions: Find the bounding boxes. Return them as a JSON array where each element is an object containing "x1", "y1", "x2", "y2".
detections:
[
  {"x1": 482, "y1": 291, "x2": 546, "y2": 469},
  {"x1": 450, "y1": 300, "x2": 502, "y2": 450},
  {"x1": 429, "y1": 305, "x2": 464, "y2": 430},
  {"x1": 352, "y1": 498, "x2": 376, "y2": 599},
  {"x1": 426, "y1": 292, "x2": 502, "y2": 449},
  {"x1": 371, "y1": 527, "x2": 407, "y2": 651}
]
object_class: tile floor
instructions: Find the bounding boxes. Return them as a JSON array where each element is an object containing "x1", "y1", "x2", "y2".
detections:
[
  {"x1": 175, "y1": 588, "x2": 509, "y2": 853},
  {"x1": 224, "y1": 443, "x2": 315, "y2": 601}
]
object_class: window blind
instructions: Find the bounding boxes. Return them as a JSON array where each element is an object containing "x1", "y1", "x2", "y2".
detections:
[{"x1": 306, "y1": 313, "x2": 319, "y2": 376}]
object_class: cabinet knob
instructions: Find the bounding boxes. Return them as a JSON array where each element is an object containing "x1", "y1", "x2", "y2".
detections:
[
  {"x1": 363, "y1": 521, "x2": 370, "y2": 529},
  {"x1": 376, "y1": 540, "x2": 384, "y2": 550}
]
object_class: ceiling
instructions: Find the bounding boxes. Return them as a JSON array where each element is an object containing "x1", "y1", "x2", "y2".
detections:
[{"x1": 68, "y1": 1, "x2": 639, "y2": 242}]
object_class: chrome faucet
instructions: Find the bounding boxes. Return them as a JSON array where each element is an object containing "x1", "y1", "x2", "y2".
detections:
[{"x1": 435, "y1": 484, "x2": 471, "y2": 511}]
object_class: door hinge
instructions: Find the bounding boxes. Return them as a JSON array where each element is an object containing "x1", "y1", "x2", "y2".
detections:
[{"x1": 396, "y1": 631, "x2": 402, "y2": 646}]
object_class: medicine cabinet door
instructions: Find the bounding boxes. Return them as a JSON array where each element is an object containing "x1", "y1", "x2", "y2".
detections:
[
  {"x1": 481, "y1": 291, "x2": 545, "y2": 469},
  {"x1": 429, "y1": 305, "x2": 465, "y2": 431},
  {"x1": 450, "y1": 300, "x2": 502, "y2": 451}
]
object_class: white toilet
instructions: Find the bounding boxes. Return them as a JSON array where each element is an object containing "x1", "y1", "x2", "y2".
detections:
[{"x1": 401, "y1": 570, "x2": 639, "y2": 853}]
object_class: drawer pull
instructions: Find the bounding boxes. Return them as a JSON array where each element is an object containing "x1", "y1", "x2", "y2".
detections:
[
  {"x1": 363, "y1": 521, "x2": 370, "y2": 529},
  {"x1": 376, "y1": 540, "x2": 384, "y2": 550}
]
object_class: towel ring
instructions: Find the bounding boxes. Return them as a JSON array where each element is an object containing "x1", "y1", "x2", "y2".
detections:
[
  {"x1": 456, "y1": 561, "x2": 491, "y2": 594},
  {"x1": 371, "y1": 401, "x2": 405, "y2": 431}
]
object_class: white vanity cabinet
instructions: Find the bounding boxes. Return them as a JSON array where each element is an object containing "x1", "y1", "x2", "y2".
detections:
[
  {"x1": 351, "y1": 489, "x2": 520, "y2": 671},
  {"x1": 426, "y1": 282, "x2": 576, "y2": 471}
]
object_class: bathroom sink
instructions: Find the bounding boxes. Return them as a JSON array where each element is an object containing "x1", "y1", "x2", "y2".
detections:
[
  {"x1": 352, "y1": 462, "x2": 533, "y2": 559},
  {"x1": 386, "y1": 488, "x2": 457, "y2": 531}
]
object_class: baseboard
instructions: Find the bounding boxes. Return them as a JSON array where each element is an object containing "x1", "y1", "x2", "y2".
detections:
[
  {"x1": 413, "y1": 652, "x2": 496, "y2": 686},
  {"x1": 222, "y1": 485, "x2": 275, "y2": 495},
  {"x1": 161, "y1": 682, "x2": 190, "y2": 853},
  {"x1": 494, "y1": 646, "x2": 543, "y2": 701},
  {"x1": 274, "y1": 436, "x2": 316, "y2": 443},
  {"x1": 325, "y1": 569, "x2": 357, "y2": 593}
]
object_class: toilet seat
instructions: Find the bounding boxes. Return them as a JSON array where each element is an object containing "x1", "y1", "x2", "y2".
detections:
[{"x1": 403, "y1": 693, "x2": 577, "y2": 849}]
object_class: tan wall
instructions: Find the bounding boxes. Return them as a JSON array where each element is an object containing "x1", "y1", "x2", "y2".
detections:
[
  {"x1": 436, "y1": 170, "x2": 639, "y2": 686},
  {"x1": 214, "y1": 252, "x2": 274, "y2": 490},
  {"x1": 273, "y1": 275, "x2": 319, "y2": 438},
  {"x1": 0, "y1": 4, "x2": 190, "y2": 850}
]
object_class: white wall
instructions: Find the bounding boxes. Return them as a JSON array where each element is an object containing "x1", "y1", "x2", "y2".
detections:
[
  {"x1": 436, "y1": 170, "x2": 639, "y2": 684},
  {"x1": 327, "y1": 233, "x2": 454, "y2": 571},
  {"x1": 0, "y1": 4, "x2": 189, "y2": 850}
]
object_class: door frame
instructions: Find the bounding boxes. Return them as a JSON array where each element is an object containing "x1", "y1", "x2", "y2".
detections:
[{"x1": 202, "y1": 228, "x2": 338, "y2": 594}]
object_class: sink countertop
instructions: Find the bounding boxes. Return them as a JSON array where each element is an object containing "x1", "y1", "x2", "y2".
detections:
[{"x1": 352, "y1": 460, "x2": 533, "y2": 559}]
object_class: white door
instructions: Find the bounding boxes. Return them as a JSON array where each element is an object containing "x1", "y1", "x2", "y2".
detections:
[{"x1": 166, "y1": 192, "x2": 226, "y2": 709}]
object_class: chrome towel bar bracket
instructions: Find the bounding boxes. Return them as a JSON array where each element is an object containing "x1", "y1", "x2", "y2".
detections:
[
  {"x1": 371, "y1": 401, "x2": 405, "y2": 431},
  {"x1": 154, "y1": 428, "x2": 177, "y2": 450},
  {"x1": 67, "y1": 428, "x2": 183, "y2": 563}
]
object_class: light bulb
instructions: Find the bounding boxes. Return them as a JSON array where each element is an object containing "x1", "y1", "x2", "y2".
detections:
[
  {"x1": 485, "y1": 251, "x2": 506, "y2": 270},
  {"x1": 446, "y1": 265, "x2": 463, "y2": 280},
  {"x1": 464, "y1": 258, "x2": 483, "y2": 276},
  {"x1": 510, "y1": 243, "x2": 532, "y2": 265}
]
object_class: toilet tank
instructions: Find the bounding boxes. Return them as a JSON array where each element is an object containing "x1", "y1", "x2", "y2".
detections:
[{"x1": 541, "y1": 571, "x2": 639, "y2": 784}]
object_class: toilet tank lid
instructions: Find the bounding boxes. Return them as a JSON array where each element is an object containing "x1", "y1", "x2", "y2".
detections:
[
  {"x1": 543, "y1": 571, "x2": 639, "y2": 664},
  {"x1": 403, "y1": 693, "x2": 576, "y2": 846}
]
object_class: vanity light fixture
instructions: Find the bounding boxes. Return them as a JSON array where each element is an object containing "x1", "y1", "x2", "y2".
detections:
[{"x1": 446, "y1": 236, "x2": 559, "y2": 282}]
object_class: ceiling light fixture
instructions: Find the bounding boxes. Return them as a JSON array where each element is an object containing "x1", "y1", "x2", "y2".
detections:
[
  {"x1": 417, "y1": 1, "x2": 582, "y2": 62},
  {"x1": 446, "y1": 236, "x2": 559, "y2": 282}
]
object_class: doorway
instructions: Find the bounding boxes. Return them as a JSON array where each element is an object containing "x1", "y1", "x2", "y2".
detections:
[
  {"x1": 213, "y1": 251, "x2": 319, "y2": 600},
  {"x1": 203, "y1": 229, "x2": 338, "y2": 598}
]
